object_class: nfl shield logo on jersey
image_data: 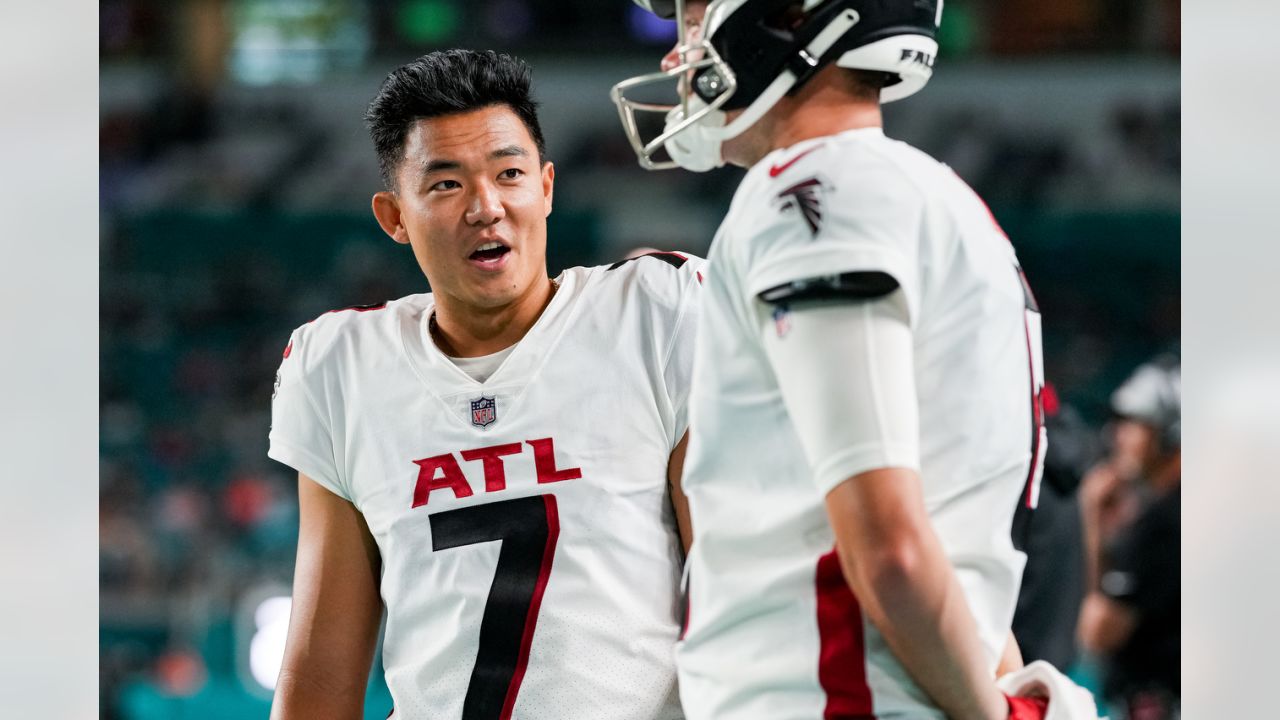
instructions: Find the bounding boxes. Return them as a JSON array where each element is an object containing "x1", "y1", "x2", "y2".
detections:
[{"x1": 470, "y1": 396, "x2": 497, "y2": 428}]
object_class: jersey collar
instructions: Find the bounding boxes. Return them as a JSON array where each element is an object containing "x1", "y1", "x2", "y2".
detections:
[{"x1": 398, "y1": 268, "x2": 582, "y2": 401}]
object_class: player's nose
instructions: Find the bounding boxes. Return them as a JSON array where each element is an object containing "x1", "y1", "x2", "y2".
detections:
[{"x1": 464, "y1": 181, "x2": 505, "y2": 227}]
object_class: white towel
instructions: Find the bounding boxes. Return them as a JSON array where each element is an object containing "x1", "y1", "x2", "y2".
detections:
[{"x1": 997, "y1": 660, "x2": 1104, "y2": 720}]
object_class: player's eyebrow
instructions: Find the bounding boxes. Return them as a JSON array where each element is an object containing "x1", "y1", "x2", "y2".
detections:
[
  {"x1": 421, "y1": 146, "x2": 527, "y2": 175},
  {"x1": 489, "y1": 145, "x2": 528, "y2": 160},
  {"x1": 423, "y1": 158, "x2": 461, "y2": 174}
]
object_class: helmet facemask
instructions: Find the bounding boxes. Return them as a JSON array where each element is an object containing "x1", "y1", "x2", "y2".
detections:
[
  {"x1": 613, "y1": 0, "x2": 942, "y2": 172},
  {"x1": 611, "y1": 0, "x2": 743, "y2": 171}
]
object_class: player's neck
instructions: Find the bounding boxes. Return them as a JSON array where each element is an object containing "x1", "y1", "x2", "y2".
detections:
[
  {"x1": 769, "y1": 90, "x2": 881, "y2": 157},
  {"x1": 431, "y1": 276, "x2": 557, "y2": 358},
  {"x1": 735, "y1": 73, "x2": 882, "y2": 168}
]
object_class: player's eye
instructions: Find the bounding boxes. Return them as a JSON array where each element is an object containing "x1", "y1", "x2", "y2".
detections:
[
  {"x1": 498, "y1": 168, "x2": 524, "y2": 181},
  {"x1": 430, "y1": 179, "x2": 461, "y2": 192}
]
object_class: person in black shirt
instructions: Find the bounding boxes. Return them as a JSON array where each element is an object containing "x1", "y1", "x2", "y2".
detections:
[{"x1": 1079, "y1": 352, "x2": 1181, "y2": 719}]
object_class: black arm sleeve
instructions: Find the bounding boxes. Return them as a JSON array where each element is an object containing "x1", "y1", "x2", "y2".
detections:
[{"x1": 757, "y1": 271, "x2": 900, "y2": 305}]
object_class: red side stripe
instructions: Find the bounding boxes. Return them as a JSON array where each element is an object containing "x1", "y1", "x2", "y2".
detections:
[
  {"x1": 816, "y1": 549, "x2": 876, "y2": 720},
  {"x1": 1022, "y1": 319, "x2": 1043, "y2": 509},
  {"x1": 499, "y1": 494, "x2": 560, "y2": 720}
]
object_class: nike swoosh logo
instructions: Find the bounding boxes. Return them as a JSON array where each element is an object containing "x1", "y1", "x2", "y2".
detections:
[{"x1": 768, "y1": 146, "x2": 820, "y2": 178}]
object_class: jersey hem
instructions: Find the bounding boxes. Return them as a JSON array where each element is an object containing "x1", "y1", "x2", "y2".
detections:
[
  {"x1": 267, "y1": 437, "x2": 349, "y2": 501},
  {"x1": 813, "y1": 442, "x2": 921, "y2": 497}
]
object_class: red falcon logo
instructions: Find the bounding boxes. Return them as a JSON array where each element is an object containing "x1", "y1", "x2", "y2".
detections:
[{"x1": 775, "y1": 177, "x2": 826, "y2": 236}]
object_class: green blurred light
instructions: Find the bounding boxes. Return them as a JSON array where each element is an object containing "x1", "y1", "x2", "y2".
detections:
[
  {"x1": 937, "y1": 2, "x2": 977, "y2": 56},
  {"x1": 398, "y1": 0, "x2": 460, "y2": 44}
]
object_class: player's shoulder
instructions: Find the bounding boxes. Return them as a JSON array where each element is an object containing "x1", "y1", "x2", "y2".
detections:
[
  {"x1": 285, "y1": 293, "x2": 428, "y2": 372},
  {"x1": 739, "y1": 128, "x2": 988, "y2": 243},
  {"x1": 581, "y1": 251, "x2": 705, "y2": 312},
  {"x1": 754, "y1": 129, "x2": 937, "y2": 202}
]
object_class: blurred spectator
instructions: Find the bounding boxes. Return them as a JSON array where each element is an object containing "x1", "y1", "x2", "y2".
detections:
[
  {"x1": 1078, "y1": 351, "x2": 1181, "y2": 719},
  {"x1": 1066, "y1": 99, "x2": 1181, "y2": 209}
]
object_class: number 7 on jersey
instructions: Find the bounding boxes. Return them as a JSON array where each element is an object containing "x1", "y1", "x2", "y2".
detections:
[{"x1": 429, "y1": 494, "x2": 560, "y2": 720}]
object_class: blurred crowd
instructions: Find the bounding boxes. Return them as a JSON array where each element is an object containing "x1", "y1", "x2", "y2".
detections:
[{"x1": 100, "y1": 74, "x2": 1179, "y2": 219}]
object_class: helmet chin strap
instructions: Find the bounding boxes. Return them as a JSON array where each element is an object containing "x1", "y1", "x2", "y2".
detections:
[
  {"x1": 664, "y1": 9, "x2": 862, "y2": 171},
  {"x1": 662, "y1": 102, "x2": 728, "y2": 171}
]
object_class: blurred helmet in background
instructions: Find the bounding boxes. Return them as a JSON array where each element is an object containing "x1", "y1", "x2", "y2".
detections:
[
  {"x1": 614, "y1": 0, "x2": 943, "y2": 171},
  {"x1": 1111, "y1": 349, "x2": 1181, "y2": 458}
]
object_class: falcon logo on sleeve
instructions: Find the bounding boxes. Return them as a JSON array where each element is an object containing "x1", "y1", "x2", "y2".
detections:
[{"x1": 774, "y1": 176, "x2": 829, "y2": 237}]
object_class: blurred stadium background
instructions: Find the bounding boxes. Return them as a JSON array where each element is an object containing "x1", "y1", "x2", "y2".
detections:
[{"x1": 99, "y1": 1, "x2": 1179, "y2": 718}]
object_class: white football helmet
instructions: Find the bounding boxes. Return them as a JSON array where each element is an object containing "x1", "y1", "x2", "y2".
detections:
[
  {"x1": 612, "y1": 0, "x2": 943, "y2": 171},
  {"x1": 1111, "y1": 350, "x2": 1181, "y2": 449}
]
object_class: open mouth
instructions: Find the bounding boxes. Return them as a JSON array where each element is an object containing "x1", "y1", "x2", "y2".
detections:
[{"x1": 469, "y1": 241, "x2": 510, "y2": 265}]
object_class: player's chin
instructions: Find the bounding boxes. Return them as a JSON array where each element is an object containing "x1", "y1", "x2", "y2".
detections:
[{"x1": 464, "y1": 278, "x2": 524, "y2": 309}]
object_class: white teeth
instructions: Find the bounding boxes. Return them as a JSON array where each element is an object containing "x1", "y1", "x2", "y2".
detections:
[{"x1": 476, "y1": 242, "x2": 503, "y2": 252}]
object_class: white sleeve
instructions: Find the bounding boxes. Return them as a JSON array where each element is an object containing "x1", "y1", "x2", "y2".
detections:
[
  {"x1": 267, "y1": 328, "x2": 348, "y2": 500},
  {"x1": 743, "y1": 158, "x2": 924, "y2": 324},
  {"x1": 662, "y1": 262, "x2": 702, "y2": 447},
  {"x1": 758, "y1": 289, "x2": 920, "y2": 496}
]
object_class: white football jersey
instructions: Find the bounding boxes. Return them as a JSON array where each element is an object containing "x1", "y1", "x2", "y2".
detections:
[
  {"x1": 269, "y1": 255, "x2": 703, "y2": 720},
  {"x1": 677, "y1": 128, "x2": 1046, "y2": 719}
]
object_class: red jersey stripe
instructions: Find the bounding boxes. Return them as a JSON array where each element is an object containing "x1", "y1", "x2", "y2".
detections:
[{"x1": 816, "y1": 549, "x2": 876, "y2": 720}]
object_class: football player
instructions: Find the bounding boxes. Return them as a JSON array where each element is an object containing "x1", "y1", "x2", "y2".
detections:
[
  {"x1": 613, "y1": 2, "x2": 1094, "y2": 718},
  {"x1": 268, "y1": 49, "x2": 700, "y2": 720}
]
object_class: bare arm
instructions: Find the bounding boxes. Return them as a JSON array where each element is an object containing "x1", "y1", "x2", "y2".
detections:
[
  {"x1": 825, "y1": 469, "x2": 1008, "y2": 720},
  {"x1": 1077, "y1": 591, "x2": 1138, "y2": 655},
  {"x1": 270, "y1": 474, "x2": 383, "y2": 720},
  {"x1": 996, "y1": 631, "x2": 1025, "y2": 678},
  {"x1": 668, "y1": 432, "x2": 693, "y2": 555},
  {"x1": 759, "y1": 290, "x2": 1006, "y2": 719}
]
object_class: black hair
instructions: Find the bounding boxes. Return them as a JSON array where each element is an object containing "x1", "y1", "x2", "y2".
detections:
[{"x1": 365, "y1": 49, "x2": 547, "y2": 190}]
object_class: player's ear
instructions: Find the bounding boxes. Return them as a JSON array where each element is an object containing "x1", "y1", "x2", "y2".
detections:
[
  {"x1": 541, "y1": 161, "x2": 555, "y2": 217},
  {"x1": 372, "y1": 191, "x2": 410, "y2": 245}
]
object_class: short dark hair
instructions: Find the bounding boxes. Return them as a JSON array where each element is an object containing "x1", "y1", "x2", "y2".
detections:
[{"x1": 365, "y1": 49, "x2": 547, "y2": 190}]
